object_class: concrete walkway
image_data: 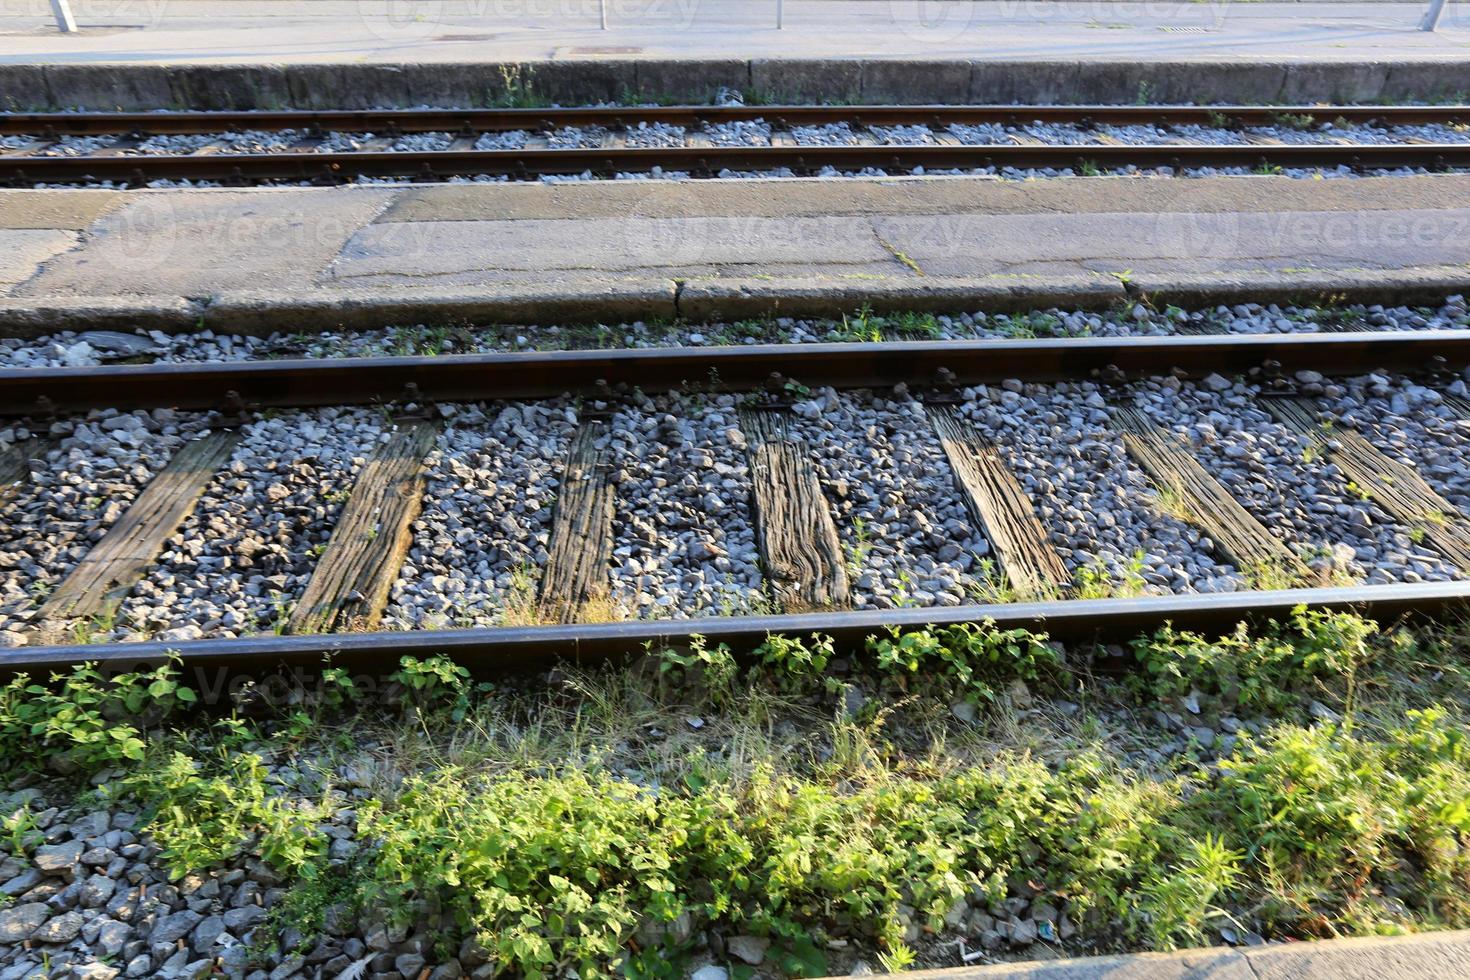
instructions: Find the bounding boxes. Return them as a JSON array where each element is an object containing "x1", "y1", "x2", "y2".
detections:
[
  {"x1": 3, "y1": 0, "x2": 1467, "y2": 65},
  {"x1": 2, "y1": 174, "x2": 1469, "y2": 333},
  {"x1": 895, "y1": 928, "x2": 1470, "y2": 978}
]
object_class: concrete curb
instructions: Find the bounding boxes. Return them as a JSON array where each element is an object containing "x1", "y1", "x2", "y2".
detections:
[
  {"x1": 202, "y1": 282, "x2": 679, "y2": 335},
  {"x1": 888, "y1": 928, "x2": 1470, "y2": 979},
  {"x1": 6, "y1": 60, "x2": 1470, "y2": 111},
  {"x1": 674, "y1": 276, "x2": 1127, "y2": 321},
  {"x1": 0, "y1": 296, "x2": 202, "y2": 335},
  {"x1": 0, "y1": 269, "x2": 1466, "y2": 338},
  {"x1": 1128, "y1": 265, "x2": 1470, "y2": 309}
]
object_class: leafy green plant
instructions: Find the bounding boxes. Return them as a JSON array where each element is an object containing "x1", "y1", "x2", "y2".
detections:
[
  {"x1": 1270, "y1": 112, "x2": 1316, "y2": 131},
  {"x1": 390, "y1": 655, "x2": 476, "y2": 720},
  {"x1": 1209, "y1": 709, "x2": 1470, "y2": 932},
  {"x1": 0, "y1": 657, "x2": 196, "y2": 774},
  {"x1": 1131, "y1": 606, "x2": 1374, "y2": 713},
  {"x1": 11, "y1": 609, "x2": 1470, "y2": 975},
  {"x1": 888, "y1": 311, "x2": 946, "y2": 339},
  {"x1": 847, "y1": 516, "x2": 872, "y2": 575},
  {"x1": 1136, "y1": 834, "x2": 1242, "y2": 947},
  {"x1": 262, "y1": 863, "x2": 363, "y2": 958},
  {"x1": 869, "y1": 620, "x2": 1060, "y2": 704},
  {"x1": 490, "y1": 64, "x2": 547, "y2": 109},
  {"x1": 317, "y1": 665, "x2": 359, "y2": 711},
  {"x1": 0, "y1": 807, "x2": 44, "y2": 857},
  {"x1": 990, "y1": 311, "x2": 1063, "y2": 339},
  {"x1": 128, "y1": 721, "x2": 330, "y2": 880},
  {"x1": 1074, "y1": 551, "x2": 1150, "y2": 600},
  {"x1": 877, "y1": 943, "x2": 916, "y2": 973},
  {"x1": 756, "y1": 633, "x2": 836, "y2": 690},
  {"x1": 833, "y1": 304, "x2": 880, "y2": 343},
  {"x1": 657, "y1": 635, "x2": 739, "y2": 706},
  {"x1": 358, "y1": 769, "x2": 739, "y2": 980}
]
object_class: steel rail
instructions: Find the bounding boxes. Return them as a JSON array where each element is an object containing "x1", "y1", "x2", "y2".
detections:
[
  {"x1": 4, "y1": 104, "x2": 1469, "y2": 137},
  {"x1": 5, "y1": 582, "x2": 1467, "y2": 678},
  {"x1": 4, "y1": 332, "x2": 1468, "y2": 418},
  {"x1": 7, "y1": 142, "x2": 1470, "y2": 185}
]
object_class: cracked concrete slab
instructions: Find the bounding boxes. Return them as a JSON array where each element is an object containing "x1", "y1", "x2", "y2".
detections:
[
  {"x1": 15, "y1": 188, "x2": 394, "y2": 298},
  {"x1": 0, "y1": 229, "x2": 78, "y2": 291},
  {"x1": 0, "y1": 190, "x2": 126, "y2": 230},
  {"x1": 873, "y1": 209, "x2": 1470, "y2": 278},
  {"x1": 4, "y1": 179, "x2": 1470, "y2": 324},
  {"x1": 380, "y1": 175, "x2": 1470, "y2": 224},
  {"x1": 324, "y1": 215, "x2": 905, "y2": 288}
]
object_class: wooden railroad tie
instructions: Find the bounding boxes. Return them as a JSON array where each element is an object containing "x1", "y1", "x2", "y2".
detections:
[
  {"x1": 537, "y1": 421, "x2": 617, "y2": 624},
  {"x1": 287, "y1": 420, "x2": 440, "y2": 634},
  {"x1": 32, "y1": 430, "x2": 241, "y2": 636},
  {"x1": 738, "y1": 408, "x2": 850, "y2": 612},
  {"x1": 1266, "y1": 397, "x2": 1470, "y2": 570},
  {"x1": 1110, "y1": 405, "x2": 1308, "y2": 583},
  {"x1": 926, "y1": 405, "x2": 1070, "y2": 599}
]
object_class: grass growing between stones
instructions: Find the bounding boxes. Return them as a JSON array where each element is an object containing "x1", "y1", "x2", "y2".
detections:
[{"x1": 2, "y1": 610, "x2": 1470, "y2": 978}]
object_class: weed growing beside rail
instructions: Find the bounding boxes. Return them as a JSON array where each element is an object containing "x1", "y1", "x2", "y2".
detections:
[{"x1": 0, "y1": 610, "x2": 1468, "y2": 977}]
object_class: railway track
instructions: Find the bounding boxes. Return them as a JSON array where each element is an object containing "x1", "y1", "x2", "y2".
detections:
[
  {"x1": 3, "y1": 103, "x2": 1470, "y2": 185},
  {"x1": 3, "y1": 329, "x2": 1470, "y2": 673}
]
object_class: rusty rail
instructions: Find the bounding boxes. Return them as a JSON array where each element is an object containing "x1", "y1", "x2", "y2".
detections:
[
  {"x1": 3, "y1": 103, "x2": 1468, "y2": 185},
  {"x1": 3, "y1": 332, "x2": 1467, "y2": 418}
]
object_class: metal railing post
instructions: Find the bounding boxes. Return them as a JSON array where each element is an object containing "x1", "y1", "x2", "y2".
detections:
[
  {"x1": 600, "y1": 0, "x2": 608, "y2": 30},
  {"x1": 777, "y1": 0, "x2": 783, "y2": 29},
  {"x1": 50, "y1": 0, "x2": 78, "y2": 32},
  {"x1": 1420, "y1": 0, "x2": 1448, "y2": 30}
]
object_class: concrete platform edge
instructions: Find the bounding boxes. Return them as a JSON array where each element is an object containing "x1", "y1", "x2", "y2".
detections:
[
  {"x1": 883, "y1": 928, "x2": 1470, "y2": 979},
  {"x1": 674, "y1": 276, "x2": 1127, "y2": 321},
  {"x1": 0, "y1": 296, "x2": 202, "y2": 336},
  {"x1": 201, "y1": 282, "x2": 680, "y2": 334},
  {"x1": 1130, "y1": 265, "x2": 1470, "y2": 309},
  {"x1": 6, "y1": 60, "x2": 1470, "y2": 111},
  {"x1": 1, "y1": 269, "x2": 1468, "y2": 338}
]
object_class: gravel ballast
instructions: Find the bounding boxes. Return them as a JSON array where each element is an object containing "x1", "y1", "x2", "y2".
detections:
[
  {"x1": 953, "y1": 380, "x2": 1245, "y2": 595},
  {"x1": 2, "y1": 366, "x2": 1468, "y2": 646},
  {"x1": 1315, "y1": 373, "x2": 1470, "y2": 516},
  {"x1": 20, "y1": 114, "x2": 1470, "y2": 187},
  {"x1": 383, "y1": 401, "x2": 575, "y2": 631},
  {"x1": 1122, "y1": 375, "x2": 1463, "y2": 587},
  {"x1": 1, "y1": 298, "x2": 1466, "y2": 371},
  {"x1": 606, "y1": 391, "x2": 763, "y2": 619},
  {"x1": 0, "y1": 411, "x2": 213, "y2": 643},
  {"x1": 786, "y1": 387, "x2": 989, "y2": 609},
  {"x1": 113, "y1": 408, "x2": 384, "y2": 643}
]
